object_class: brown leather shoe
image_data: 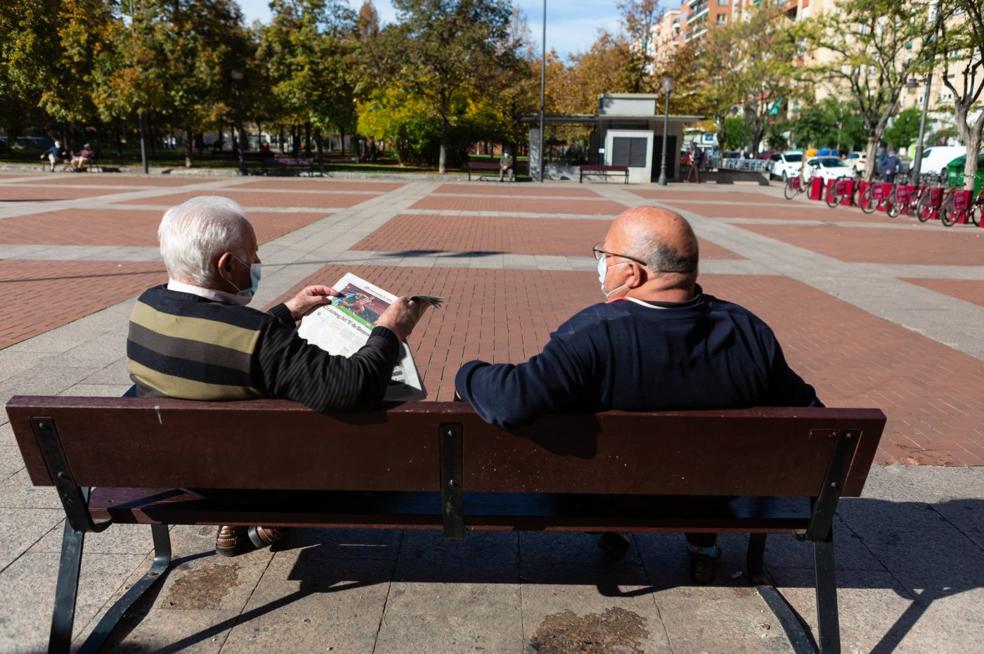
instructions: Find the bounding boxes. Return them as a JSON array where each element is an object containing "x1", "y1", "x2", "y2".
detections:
[
  {"x1": 248, "y1": 526, "x2": 286, "y2": 549},
  {"x1": 215, "y1": 525, "x2": 250, "y2": 557}
]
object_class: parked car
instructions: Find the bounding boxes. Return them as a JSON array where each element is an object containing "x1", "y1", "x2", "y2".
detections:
[
  {"x1": 803, "y1": 156, "x2": 853, "y2": 182},
  {"x1": 845, "y1": 151, "x2": 867, "y2": 175},
  {"x1": 11, "y1": 135, "x2": 53, "y2": 152},
  {"x1": 769, "y1": 151, "x2": 804, "y2": 180},
  {"x1": 917, "y1": 146, "x2": 966, "y2": 181}
]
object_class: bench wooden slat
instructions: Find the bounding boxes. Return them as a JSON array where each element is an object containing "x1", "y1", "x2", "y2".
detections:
[
  {"x1": 87, "y1": 488, "x2": 812, "y2": 534},
  {"x1": 6, "y1": 397, "x2": 883, "y2": 498}
]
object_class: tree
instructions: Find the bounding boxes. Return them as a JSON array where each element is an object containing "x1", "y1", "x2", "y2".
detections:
[
  {"x1": 800, "y1": 0, "x2": 936, "y2": 179},
  {"x1": 384, "y1": 0, "x2": 514, "y2": 173},
  {"x1": 790, "y1": 98, "x2": 866, "y2": 151},
  {"x1": 260, "y1": 0, "x2": 358, "y2": 164},
  {"x1": 883, "y1": 107, "x2": 923, "y2": 151},
  {"x1": 617, "y1": 0, "x2": 662, "y2": 93},
  {"x1": 938, "y1": 0, "x2": 984, "y2": 190},
  {"x1": 723, "y1": 115, "x2": 750, "y2": 151}
]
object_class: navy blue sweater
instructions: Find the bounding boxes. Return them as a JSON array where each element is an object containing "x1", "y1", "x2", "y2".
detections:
[{"x1": 455, "y1": 288, "x2": 821, "y2": 428}]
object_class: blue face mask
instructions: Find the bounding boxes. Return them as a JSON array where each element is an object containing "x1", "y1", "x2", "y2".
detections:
[{"x1": 232, "y1": 256, "x2": 261, "y2": 298}]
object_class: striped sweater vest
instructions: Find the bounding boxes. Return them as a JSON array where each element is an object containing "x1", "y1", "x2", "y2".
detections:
[{"x1": 126, "y1": 286, "x2": 266, "y2": 400}]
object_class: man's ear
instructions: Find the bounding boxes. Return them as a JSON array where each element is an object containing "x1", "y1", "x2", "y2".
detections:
[
  {"x1": 627, "y1": 262, "x2": 647, "y2": 289},
  {"x1": 216, "y1": 252, "x2": 234, "y2": 279}
]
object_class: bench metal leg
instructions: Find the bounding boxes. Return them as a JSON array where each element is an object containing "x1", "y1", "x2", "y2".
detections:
[
  {"x1": 74, "y1": 524, "x2": 173, "y2": 654},
  {"x1": 746, "y1": 533, "x2": 768, "y2": 584},
  {"x1": 49, "y1": 521, "x2": 86, "y2": 654},
  {"x1": 814, "y1": 530, "x2": 841, "y2": 654}
]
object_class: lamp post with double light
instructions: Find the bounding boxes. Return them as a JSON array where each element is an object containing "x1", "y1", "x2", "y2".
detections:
[{"x1": 658, "y1": 76, "x2": 673, "y2": 186}]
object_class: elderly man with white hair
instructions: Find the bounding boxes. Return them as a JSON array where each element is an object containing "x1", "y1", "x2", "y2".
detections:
[{"x1": 126, "y1": 196, "x2": 422, "y2": 556}]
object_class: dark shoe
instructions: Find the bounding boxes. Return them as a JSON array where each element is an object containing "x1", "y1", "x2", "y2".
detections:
[
  {"x1": 688, "y1": 544, "x2": 721, "y2": 584},
  {"x1": 597, "y1": 532, "x2": 631, "y2": 560},
  {"x1": 215, "y1": 525, "x2": 251, "y2": 557},
  {"x1": 248, "y1": 526, "x2": 285, "y2": 549}
]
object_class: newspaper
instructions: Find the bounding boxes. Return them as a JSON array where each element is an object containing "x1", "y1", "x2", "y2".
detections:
[{"x1": 297, "y1": 273, "x2": 441, "y2": 403}]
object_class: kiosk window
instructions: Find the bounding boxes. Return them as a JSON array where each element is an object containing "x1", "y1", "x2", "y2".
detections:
[{"x1": 612, "y1": 137, "x2": 648, "y2": 167}]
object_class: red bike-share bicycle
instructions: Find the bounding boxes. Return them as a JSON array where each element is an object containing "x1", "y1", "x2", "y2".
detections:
[{"x1": 939, "y1": 176, "x2": 983, "y2": 227}]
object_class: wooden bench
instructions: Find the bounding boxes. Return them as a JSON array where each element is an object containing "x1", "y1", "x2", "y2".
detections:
[
  {"x1": 579, "y1": 164, "x2": 629, "y2": 184},
  {"x1": 6, "y1": 396, "x2": 884, "y2": 654},
  {"x1": 466, "y1": 160, "x2": 512, "y2": 181},
  {"x1": 259, "y1": 154, "x2": 314, "y2": 176}
]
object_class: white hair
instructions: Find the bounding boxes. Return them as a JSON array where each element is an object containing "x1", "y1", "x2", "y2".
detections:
[{"x1": 158, "y1": 196, "x2": 252, "y2": 285}]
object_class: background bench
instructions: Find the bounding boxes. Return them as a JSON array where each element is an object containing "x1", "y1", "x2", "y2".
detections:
[
  {"x1": 466, "y1": 160, "x2": 512, "y2": 181},
  {"x1": 6, "y1": 396, "x2": 884, "y2": 654},
  {"x1": 260, "y1": 154, "x2": 314, "y2": 176},
  {"x1": 579, "y1": 164, "x2": 629, "y2": 184}
]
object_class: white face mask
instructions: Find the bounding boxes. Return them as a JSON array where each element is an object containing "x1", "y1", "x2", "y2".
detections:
[
  {"x1": 597, "y1": 255, "x2": 628, "y2": 299},
  {"x1": 226, "y1": 255, "x2": 261, "y2": 304}
]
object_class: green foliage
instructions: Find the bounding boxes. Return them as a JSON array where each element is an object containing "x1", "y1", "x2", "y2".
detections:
[
  {"x1": 883, "y1": 107, "x2": 923, "y2": 150},
  {"x1": 790, "y1": 98, "x2": 866, "y2": 151},
  {"x1": 723, "y1": 116, "x2": 749, "y2": 150},
  {"x1": 358, "y1": 85, "x2": 507, "y2": 165},
  {"x1": 765, "y1": 120, "x2": 791, "y2": 152}
]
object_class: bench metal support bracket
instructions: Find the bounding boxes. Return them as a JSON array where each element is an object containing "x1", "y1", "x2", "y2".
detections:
[
  {"x1": 440, "y1": 423, "x2": 464, "y2": 539},
  {"x1": 31, "y1": 417, "x2": 112, "y2": 534}
]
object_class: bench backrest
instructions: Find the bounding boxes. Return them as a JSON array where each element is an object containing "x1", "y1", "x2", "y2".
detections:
[
  {"x1": 581, "y1": 165, "x2": 628, "y2": 173},
  {"x1": 7, "y1": 397, "x2": 885, "y2": 498}
]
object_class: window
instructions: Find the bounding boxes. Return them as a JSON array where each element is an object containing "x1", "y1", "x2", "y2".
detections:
[
  {"x1": 717, "y1": 0, "x2": 729, "y2": 4},
  {"x1": 717, "y1": 13, "x2": 727, "y2": 23},
  {"x1": 612, "y1": 137, "x2": 648, "y2": 168}
]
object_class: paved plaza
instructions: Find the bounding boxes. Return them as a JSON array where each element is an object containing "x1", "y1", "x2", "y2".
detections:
[{"x1": 0, "y1": 172, "x2": 981, "y2": 652}]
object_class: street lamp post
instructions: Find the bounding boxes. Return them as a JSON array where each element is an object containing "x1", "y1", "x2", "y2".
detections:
[
  {"x1": 538, "y1": 0, "x2": 546, "y2": 183},
  {"x1": 230, "y1": 69, "x2": 246, "y2": 176},
  {"x1": 913, "y1": 1, "x2": 942, "y2": 182},
  {"x1": 138, "y1": 109, "x2": 148, "y2": 174},
  {"x1": 658, "y1": 76, "x2": 673, "y2": 186}
]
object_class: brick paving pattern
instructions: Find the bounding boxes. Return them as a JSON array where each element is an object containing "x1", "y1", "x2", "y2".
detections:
[
  {"x1": 0, "y1": 184, "x2": 126, "y2": 201},
  {"x1": 629, "y1": 189, "x2": 788, "y2": 205},
  {"x1": 239, "y1": 179, "x2": 406, "y2": 193},
  {"x1": 122, "y1": 189, "x2": 379, "y2": 209},
  {"x1": 737, "y1": 223, "x2": 984, "y2": 265},
  {"x1": 435, "y1": 183, "x2": 602, "y2": 197},
  {"x1": 22, "y1": 175, "x2": 216, "y2": 187},
  {"x1": 662, "y1": 200, "x2": 874, "y2": 222},
  {"x1": 352, "y1": 214, "x2": 742, "y2": 259},
  {"x1": 0, "y1": 259, "x2": 165, "y2": 349},
  {"x1": 412, "y1": 195, "x2": 625, "y2": 215},
  {"x1": 902, "y1": 278, "x2": 984, "y2": 308},
  {"x1": 0, "y1": 209, "x2": 328, "y2": 246}
]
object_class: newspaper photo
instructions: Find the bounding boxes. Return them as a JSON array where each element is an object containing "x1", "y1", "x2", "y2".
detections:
[{"x1": 297, "y1": 273, "x2": 441, "y2": 403}]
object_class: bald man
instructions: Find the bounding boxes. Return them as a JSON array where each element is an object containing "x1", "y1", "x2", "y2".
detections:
[{"x1": 454, "y1": 206, "x2": 820, "y2": 582}]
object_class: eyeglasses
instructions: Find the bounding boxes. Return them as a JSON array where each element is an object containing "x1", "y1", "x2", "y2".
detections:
[{"x1": 592, "y1": 244, "x2": 648, "y2": 267}]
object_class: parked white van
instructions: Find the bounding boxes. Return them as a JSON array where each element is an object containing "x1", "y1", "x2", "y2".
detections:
[{"x1": 916, "y1": 146, "x2": 966, "y2": 181}]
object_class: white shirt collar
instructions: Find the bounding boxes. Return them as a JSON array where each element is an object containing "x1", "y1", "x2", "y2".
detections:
[{"x1": 167, "y1": 279, "x2": 250, "y2": 306}]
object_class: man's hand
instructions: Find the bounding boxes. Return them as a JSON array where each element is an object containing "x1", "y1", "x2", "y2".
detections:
[
  {"x1": 284, "y1": 285, "x2": 338, "y2": 321},
  {"x1": 376, "y1": 297, "x2": 426, "y2": 340}
]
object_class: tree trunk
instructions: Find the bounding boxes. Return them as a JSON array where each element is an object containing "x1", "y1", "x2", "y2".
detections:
[
  {"x1": 953, "y1": 101, "x2": 984, "y2": 191},
  {"x1": 304, "y1": 122, "x2": 311, "y2": 154},
  {"x1": 438, "y1": 116, "x2": 449, "y2": 174},
  {"x1": 863, "y1": 136, "x2": 878, "y2": 181},
  {"x1": 184, "y1": 127, "x2": 193, "y2": 168},
  {"x1": 963, "y1": 125, "x2": 982, "y2": 192},
  {"x1": 315, "y1": 128, "x2": 324, "y2": 175},
  {"x1": 236, "y1": 121, "x2": 248, "y2": 175},
  {"x1": 340, "y1": 127, "x2": 346, "y2": 157},
  {"x1": 149, "y1": 114, "x2": 158, "y2": 157}
]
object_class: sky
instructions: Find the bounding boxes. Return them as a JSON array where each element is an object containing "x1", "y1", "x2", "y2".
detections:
[{"x1": 235, "y1": 0, "x2": 625, "y2": 61}]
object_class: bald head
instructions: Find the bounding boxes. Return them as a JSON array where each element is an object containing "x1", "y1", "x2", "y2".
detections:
[{"x1": 605, "y1": 206, "x2": 699, "y2": 278}]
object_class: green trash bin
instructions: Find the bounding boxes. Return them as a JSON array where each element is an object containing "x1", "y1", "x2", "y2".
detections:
[{"x1": 946, "y1": 151, "x2": 984, "y2": 194}]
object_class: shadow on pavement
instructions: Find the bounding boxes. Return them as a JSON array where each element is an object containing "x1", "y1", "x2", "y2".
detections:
[{"x1": 95, "y1": 497, "x2": 982, "y2": 653}]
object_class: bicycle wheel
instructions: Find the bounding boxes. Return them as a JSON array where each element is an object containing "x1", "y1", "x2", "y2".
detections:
[
  {"x1": 825, "y1": 183, "x2": 841, "y2": 208},
  {"x1": 940, "y1": 194, "x2": 957, "y2": 227},
  {"x1": 970, "y1": 205, "x2": 980, "y2": 227},
  {"x1": 916, "y1": 191, "x2": 933, "y2": 222},
  {"x1": 887, "y1": 191, "x2": 901, "y2": 218},
  {"x1": 859, "y1": 186, "x2": 876, "y2": 214},
  {"x1": 783, "y1": 179, "x2": 797, "y2": 200}
]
